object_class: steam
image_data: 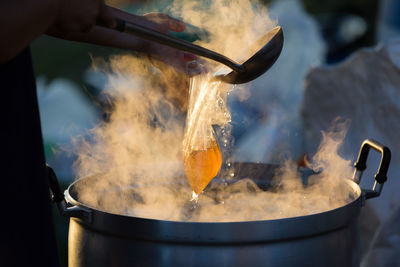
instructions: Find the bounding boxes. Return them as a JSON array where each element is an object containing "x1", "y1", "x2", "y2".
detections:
[
  {"x1": 74, "y1": 116, "x2": 358, "y2": 222},
  {"x1": 170, "y1": 0, "x2": 276, "y2": 63},
  {"x1": 73, "y1": 55, "x2": 185, "y2": 187},
  {"x1": 72, "y1": 0, "x2": 357, "y2": 222}
]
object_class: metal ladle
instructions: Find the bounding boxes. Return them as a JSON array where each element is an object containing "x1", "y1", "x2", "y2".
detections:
[{"x1": 109, "y1": 19, "x2": 284, "y2": 84}]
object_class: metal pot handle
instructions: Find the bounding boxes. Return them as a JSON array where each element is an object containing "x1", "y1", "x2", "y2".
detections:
[
  {"x1": 47, "y1": 165, "x2": 92, "y2": 222},
  {"x1": 352, "y1": 139, "x2": 391, "y2": 199}
]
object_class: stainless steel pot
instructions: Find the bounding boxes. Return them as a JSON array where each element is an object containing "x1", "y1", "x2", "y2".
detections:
[{"x1": 48, "y1": 139, "x2": 391, "y2": 267}]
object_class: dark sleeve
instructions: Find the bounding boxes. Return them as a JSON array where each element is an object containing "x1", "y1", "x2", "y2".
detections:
[{"x1": 0, "y1": 48, "x2": 60, "y2": 267}]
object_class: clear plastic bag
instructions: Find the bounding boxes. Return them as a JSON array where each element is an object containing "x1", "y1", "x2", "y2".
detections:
[{"x1": 182, "y1": 74, "x2": 231, "y2": 195}]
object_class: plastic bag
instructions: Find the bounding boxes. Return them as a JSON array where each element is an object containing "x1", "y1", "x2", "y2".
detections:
[{"x1": 182, "y1": 74, "x2": 231, "y2": 195}]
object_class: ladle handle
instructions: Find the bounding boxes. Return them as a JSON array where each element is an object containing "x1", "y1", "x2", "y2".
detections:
[
  {"x1": 353, "y1": 139, "x2": 391, "y2": 199},
  {"x1": 103, "y1": 18, "x2": 245, "y2": 73}
]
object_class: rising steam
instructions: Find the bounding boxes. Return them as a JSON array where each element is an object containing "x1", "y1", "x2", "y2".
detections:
[{"x1": 72, "y1": 0, "x2": 357, "y2": 222}]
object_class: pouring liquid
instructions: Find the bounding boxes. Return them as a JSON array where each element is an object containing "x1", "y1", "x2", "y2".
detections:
[{"x1": 183, "y1": 141, "x2": 222, "y2": 195}]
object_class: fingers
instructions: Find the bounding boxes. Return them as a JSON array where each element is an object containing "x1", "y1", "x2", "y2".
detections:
[
  {"x1": 176, "y1": 51, "x2": 202, "y2": 76},
  {"x1": 144, "y1": 12, "x2": 186, "y2": 32},
  {"x1": 183, "y1": 52, "x2": 197, "y2": 61},
  {"x1": 80, "y1": 23, "x2": 94, "y2": 33},
  {"x1": 186, "y1": 60, "x2": 203, "y2": 76},
  {"x1": 166, "y1": 15, "x2": 186, "y2": 32},
  {"x1": 99, "y1": 3, "x2": 116, "y2": 28}
]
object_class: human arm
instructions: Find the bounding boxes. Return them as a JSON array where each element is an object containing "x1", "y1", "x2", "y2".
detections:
[
  {"x1": 47, "y1": 7, "x2": 199, "y2": 74},
  {"x1": 0, "y1": 0, "x2": 116, "y2": 64},
  {"x1": 0, "y1": 0, "x2": 59, "y2": 63},
  {"x1": 0, "y1": 0, "x2": 198, "y2": 74}
]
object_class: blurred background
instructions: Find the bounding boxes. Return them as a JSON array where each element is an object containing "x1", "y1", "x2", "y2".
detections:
[{"x1": 31, "y1": 0, "x2": 400, "y2": 266}]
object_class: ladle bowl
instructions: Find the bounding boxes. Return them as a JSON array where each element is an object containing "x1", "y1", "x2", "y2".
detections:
[{"x1": 215, "y1": 27, "x2": 283, "y2": 84}]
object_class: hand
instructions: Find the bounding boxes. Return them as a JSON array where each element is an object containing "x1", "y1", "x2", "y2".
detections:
[
  {"x1": 140, "y1": 13, "x2": 203, "y2": 76},
  {"x1": 136, "y1": 13, "x2": 204, "y2": 111},
  {"x1": 47, "y1": 0, "x2": 115, "y2": 38}
]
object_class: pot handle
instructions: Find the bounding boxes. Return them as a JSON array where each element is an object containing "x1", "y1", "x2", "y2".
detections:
[
  {"x1": 47, "y1": 165, "x2": 92, "y2": 222},
  {"x1": 352, "y1": 139, "x2": 391, "y2": 199}
]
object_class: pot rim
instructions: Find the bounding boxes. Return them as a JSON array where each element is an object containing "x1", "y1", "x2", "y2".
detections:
[{"x1": 65, "y1": 162, "x2": 363, "y2": 243}]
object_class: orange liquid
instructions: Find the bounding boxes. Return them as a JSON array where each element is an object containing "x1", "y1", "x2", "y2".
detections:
[{"x1": 183, "y1": 142, "x2": 222, "y2": 195}]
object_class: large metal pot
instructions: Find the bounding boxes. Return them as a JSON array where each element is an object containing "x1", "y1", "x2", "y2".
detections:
[{"x1": 48, "y1": 139, "x2": 391, "y2": 267}]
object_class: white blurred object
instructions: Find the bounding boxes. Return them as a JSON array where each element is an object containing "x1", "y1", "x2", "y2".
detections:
[
  {"x1": 361, "y1": 206, "x2": 400, "y2": 267},
  {"x1": 303, "y1": 36, "x2": 400, "y2": 267},
  {"x1": 339, "y1": 15, "x2": 367, "y2": 44},
  {"x1": 234, "y1": 0, "x2": 325, "y2": 163},
  {"x1": 302, "y1": 39, "x2": 400, "y2": 222}
]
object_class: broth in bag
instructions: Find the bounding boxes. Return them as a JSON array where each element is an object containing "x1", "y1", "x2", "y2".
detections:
[{"x1": 182, "y1": 74, "x2": 230, "y2": 195}]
